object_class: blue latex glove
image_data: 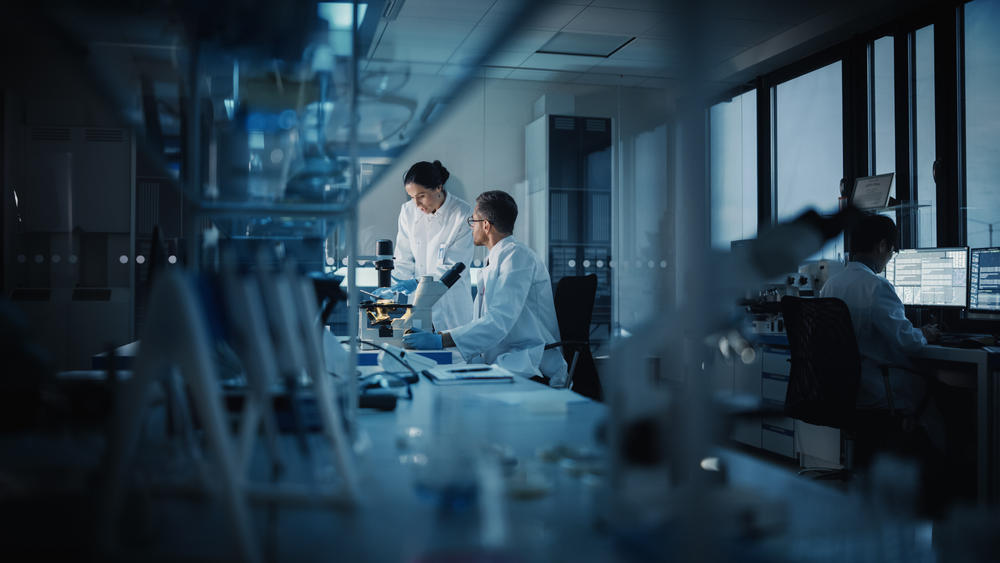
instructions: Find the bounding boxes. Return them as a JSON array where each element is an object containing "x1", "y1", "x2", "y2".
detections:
[
  {"x1": 402, "y1": 329, "x2": 442, "y2": 350},
  {"x1": 391, "y1": 278, "x2": 419, "y2": 294},
  {"x1": 370, "y1": 287, "x2": 396, "y2": 300}
]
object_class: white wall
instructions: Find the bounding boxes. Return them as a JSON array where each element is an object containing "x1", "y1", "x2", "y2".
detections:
[
  {"x1": 358, "y1": 77, "x2": 669, "y2": 251},
  {"x1": 356, "y1": 75, "x2": 672, "y2": 331}
]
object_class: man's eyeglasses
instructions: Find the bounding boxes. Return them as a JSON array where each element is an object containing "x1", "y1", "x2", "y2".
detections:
[{"x1": 466, "y1": 216, "x2": 487, "y2": 227}]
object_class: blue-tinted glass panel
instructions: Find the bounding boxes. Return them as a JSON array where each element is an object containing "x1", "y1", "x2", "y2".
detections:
[
  {"x1": 775, "y1": 61, "x2": 844, "y2": 259},
  {"x1": 873, "y1": 36, "x2": 895, "y2": 178},
  {"x1": 914, "y1": 25, "x2": 936, "y2": 247},
  {"x1": 965, "y1": 0, "x2": 1000, "y2": 248},
  {"x1": 710, "y1": 89, "x2": 757, "y2": 250}
]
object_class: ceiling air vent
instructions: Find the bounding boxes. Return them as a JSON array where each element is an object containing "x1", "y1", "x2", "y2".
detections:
[
  {"x1": 31, "y1": 127, "x2": 71, "y2": 142},
  {"x1": 84, "y1": 128, "x2": 125, "y2": 142},
  {"x1": 554, "y1": 117, "x2": 576, "y2": 130}
]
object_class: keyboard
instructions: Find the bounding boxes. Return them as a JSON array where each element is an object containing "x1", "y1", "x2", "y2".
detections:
[{"x1": 936, "y1": 333, "x2": 996, "y2": 349}]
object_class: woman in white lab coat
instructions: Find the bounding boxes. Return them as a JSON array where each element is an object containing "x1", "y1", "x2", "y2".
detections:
[{"x1": 382, "y1": 160, "x2": 474, "y2": 331}]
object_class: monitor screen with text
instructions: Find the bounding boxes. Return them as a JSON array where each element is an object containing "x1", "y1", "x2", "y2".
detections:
[
  {"x1": 969, "y1": 247, "x2": 1000, "y2": 312},
  {"x1": 883, "y1": 247, "x2": 968, "y2": 307}
]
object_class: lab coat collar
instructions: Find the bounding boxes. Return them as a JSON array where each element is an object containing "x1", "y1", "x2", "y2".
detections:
[
  {"x1": 485, "y1": 235, "x2": 515, "y2": 267},
  {"x1": 426, "y1": 190, "x2": 455, "y2": 221},
  {"x1": 847, "y1": 261, "x2": 877, "y2": 276}
]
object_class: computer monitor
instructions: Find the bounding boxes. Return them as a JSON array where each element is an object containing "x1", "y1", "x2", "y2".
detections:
[
  {"x1": 969, "y1": 247, "x2": 1000, "y2": 312},
  {"x1": 850, "y1": 173, "x2": 895, "y2": 210},
  {"x1": 883, "y1": 247, "x2": 968, "y2": 307}
]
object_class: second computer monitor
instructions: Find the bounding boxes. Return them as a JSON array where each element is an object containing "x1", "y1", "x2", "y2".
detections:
[
  {"x1": 969, "y1": 247, "x2": 1000, "y2": 312},
  {"x1": 883, "y1": 247, "x2": 969, "y2": 307}
]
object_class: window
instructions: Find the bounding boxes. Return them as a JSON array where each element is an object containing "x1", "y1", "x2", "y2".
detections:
[
  {"x1": 710, "y1": 89, "x2": 757, "y2": 250},
  {"x1": 774, "y1": 61, "x2": 844, "y2": 259},
  {"x1": 872, "y1": 36, "x2": 895, "y2": 177},
  {"x1": 913, "y1": 24, "x2": 937, "y2": 247},
  {"x1": 964, "y1": 0, "x2": 1000, "y2": 248}
]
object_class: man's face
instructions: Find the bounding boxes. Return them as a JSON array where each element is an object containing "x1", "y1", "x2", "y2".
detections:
[{"x1": 469, "y1": 206, "x2": 488, "y2": 246}]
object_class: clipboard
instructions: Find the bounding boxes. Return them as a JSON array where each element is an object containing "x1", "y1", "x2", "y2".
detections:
[{"x1": 421, "y1": 363, "x2": 515, "y2": 385}]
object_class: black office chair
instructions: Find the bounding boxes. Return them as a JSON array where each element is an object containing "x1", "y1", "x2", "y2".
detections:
[
  {"x1": 544, "y1": 274, "x2": 602, "y2": 401},
  {"x1": 781, "y1": 296, "x2": 930, "y2": 471}
]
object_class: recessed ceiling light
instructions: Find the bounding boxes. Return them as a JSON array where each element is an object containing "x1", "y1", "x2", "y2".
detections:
[{"x1": 536, "y1": 32, "x2": 635, "y2": 58}]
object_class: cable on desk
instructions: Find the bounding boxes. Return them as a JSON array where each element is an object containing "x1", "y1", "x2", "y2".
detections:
[
  {"x1": 356, "y1": 338, "x2": 421, "y2": 383},
  {"x1": 356, "y1": 339, "x2": 418, "y2": 400}
]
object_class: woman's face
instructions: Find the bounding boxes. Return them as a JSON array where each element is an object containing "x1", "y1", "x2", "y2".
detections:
[{"x1": 405, "y1": 182, "x2": 445, "y2": 214}]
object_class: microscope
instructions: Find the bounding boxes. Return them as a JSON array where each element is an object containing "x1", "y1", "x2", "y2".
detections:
[
  {"x1": 359, "y1": 239, "x2": 411, "y2": 349},
  {"x1": 358, "y1": 238, "x2": 466, "y2": 348}
]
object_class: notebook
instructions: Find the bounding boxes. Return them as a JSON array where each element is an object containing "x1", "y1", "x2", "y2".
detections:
[{"x1": 421, "y1": 363, "x2": 515, "y2": 385}]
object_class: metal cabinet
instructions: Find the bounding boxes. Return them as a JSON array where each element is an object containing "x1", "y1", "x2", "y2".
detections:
[{"x1": 525, "y1": 114, "x2": 613, "y2": 339}]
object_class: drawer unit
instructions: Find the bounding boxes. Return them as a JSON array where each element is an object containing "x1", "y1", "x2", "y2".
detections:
[
  {"x1": 762, "y1": 373, "x2": 789, "y2": 404},
  {"x1": 732, "y1": 418, "x2": 762, "y2": 448},
  {"x1": 762, "y1": 423, "x2": 795, "y2": 458},
  {"x1": 762, "y1": 350, "x2": 791, "y2": 376}
]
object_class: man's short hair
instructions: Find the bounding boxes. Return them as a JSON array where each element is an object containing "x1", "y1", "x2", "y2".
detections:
[
  {"x1": 475, "y1": 190, "x2": 517, "y2": 234},
  {"x1": 849, "y1": 214, "x2": 898, "y2": 254}
]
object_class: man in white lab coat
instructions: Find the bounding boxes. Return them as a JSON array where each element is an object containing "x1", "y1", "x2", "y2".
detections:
[
  {"x1": 402, "y1": 190, "x2": 568, "y2": 386},
  {"x1": 820, "y1": 215, "x2": 941, "y2": 421}
]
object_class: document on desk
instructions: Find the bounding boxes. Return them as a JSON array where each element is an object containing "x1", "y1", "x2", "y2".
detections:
[{"x1": 422, "y1": 363, "x2": 515, "y2": 385}]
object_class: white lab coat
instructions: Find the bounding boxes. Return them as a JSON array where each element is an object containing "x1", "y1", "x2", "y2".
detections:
[
  {"x1": 819, "y1": 261, "x2": 928, "y2": 410},
  {"x1": 448, "y1": 236, "x2": 568, "y2": 385},
  {"x1": 394, "y1": 192, "x2": 475, "y2": 331}
]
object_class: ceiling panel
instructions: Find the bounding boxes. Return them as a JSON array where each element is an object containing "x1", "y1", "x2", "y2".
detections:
[
  {"x1": 572, "y1": 72, "x2": 648, "y2": 87},
  {"x1": 638, "y1": 77, "x2": 678, "y2": 89},
  {"x1": 374, "y1": 16, "x2": 475, "y2": 63},
  {"x1": 697, "y1": 0, "x2": 832, "y2": 25},
  {"x1": 563, "y1": 7, "x2": 663, "y2": 35},
  {"x1": 520, "y1": 52, "x2": 601, "y2": 73},
  {"x1": 485, "y1": 50, "x2": 532, "y2": 66},
  {"x1": 362, "y1": 60, "x2": 443, "y2": 77},
  {"x1": 497, "y1": 29, "x2": 558, "y2": 53},
  {"x1": 437, "y1": 63, "x2": 475, "y2": 77},
  {"x1": 707, "y1": 17, "x2": 789, "y2": 47},
  {"x1": 591, "y1": 0, "x2": 679, "y2": 11},
  {"x1": 522, "y1": 3, "x2": 589, "y2": 30},
  {"x1": 447, "y1": 49, "x2": 487, "y2": 66},
  {"x1": 642, "y1": 15, "x2": 685, "y2": 39},
  {"x1": 397, "y1": 0, "x2": 496, "y2": 22},
  {"x1": 483, "y1": 67, "x2": 514, "y2": 79},
  {"x1": 373, "y1": 42, "x2": 461, "y2": 63},
  {"x1": 593, "y1": 57, "x2": 679, "y2": 78},
  {"x1": 506, "y1": 68, "x2": 582, "y2": 83}
]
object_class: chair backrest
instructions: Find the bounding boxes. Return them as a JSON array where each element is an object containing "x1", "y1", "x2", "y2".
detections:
[
  {"x1": 780, "y1": 296, "x2": 863, "y2": 428},
  {"x1": 553, "y1": 274, "x2": 597, "y2": 343},
  {"x1": 553, "y1": 274, "x2": 601, "y2": 400}
]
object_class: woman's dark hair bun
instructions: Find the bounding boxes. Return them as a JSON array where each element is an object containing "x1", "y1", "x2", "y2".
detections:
[
  {"x1": 404, "y1": 160, "x2": 449, "y2": 189},
  {"x1": 432, "y1": 160, "x2": 450, "y2": 185}
]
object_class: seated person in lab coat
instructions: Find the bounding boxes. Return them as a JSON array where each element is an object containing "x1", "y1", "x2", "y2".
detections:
[
  {"x1": 374, "y1": 160, "x2": 474, "y2": 331},
  {"x1": 819, "y1": 215, "x2": 943, "y2": 441},
  {"x1": 402, "y1": 190, "x2": 568, "y2": 386}
]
